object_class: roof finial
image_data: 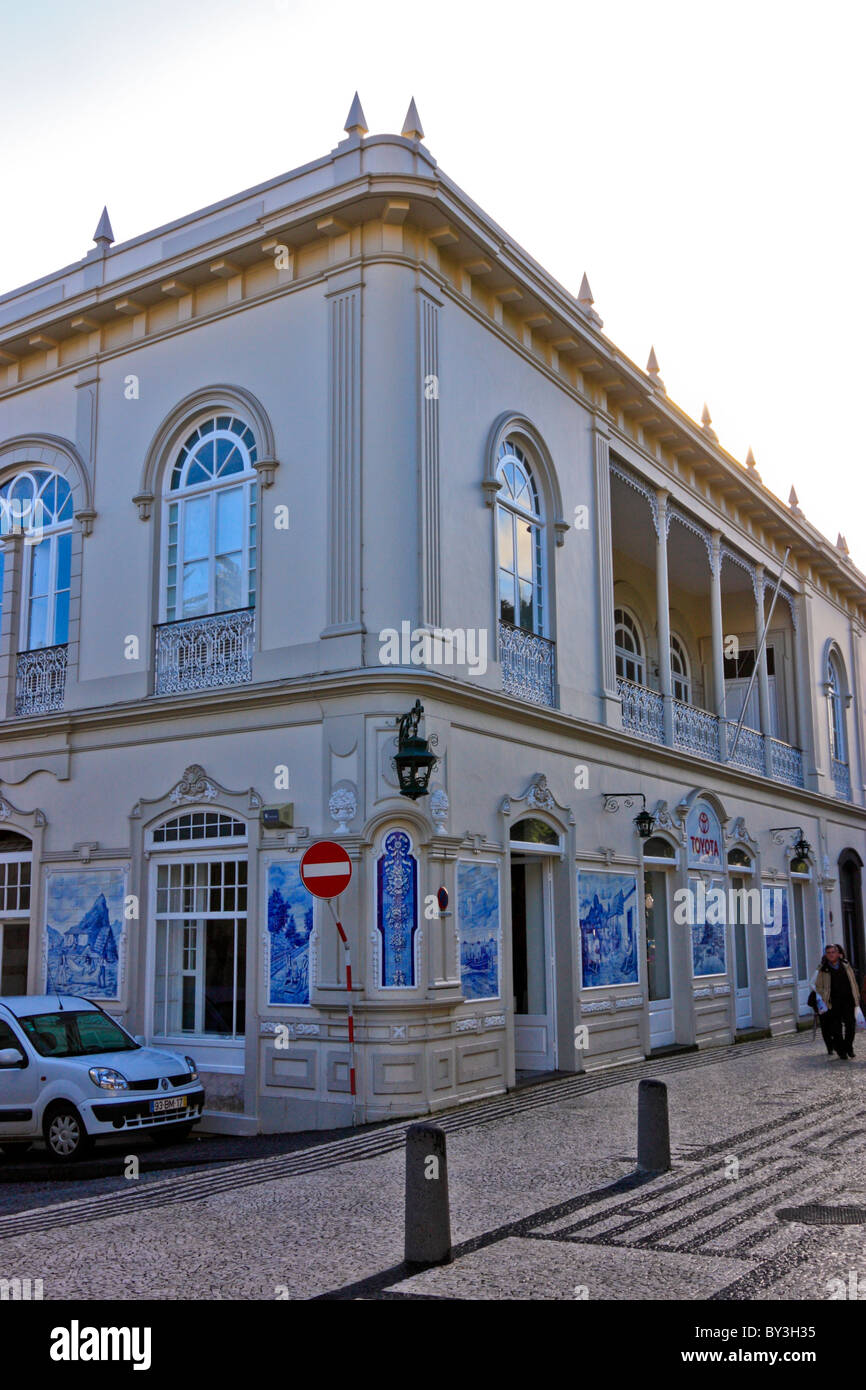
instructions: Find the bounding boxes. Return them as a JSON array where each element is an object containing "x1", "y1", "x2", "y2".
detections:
[
  {"x1": 837, "y1": 532, "x2": 850, "y2": 555},
  {"x1": 577, "y1": 272, "x2": 603, "y2": 328},
  {"x1": 344, "y1": 92, "x2": 368, "y2": 139},
  {"x1": 700, "y1": 403, "x2": 717, "y2": 442},
  {"x1": 646, "y1": 346, "x2": 665, "y2": 392},
  {"x1": 93, "y1": 207, "x2": 114, "y2": 248},
  {"x1": 745, "y1": 445, "x2": 758, "y2": 473},
  {"x1": 788, "y1": 486, "x2": 804, "y2": 518},
  {"x1": 401, "y1": 97, "x2": 424, "y2": 142}
]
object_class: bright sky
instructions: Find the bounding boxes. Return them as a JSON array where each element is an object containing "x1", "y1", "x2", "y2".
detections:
[{"x1": 2, "y1": 0, "x2": 864, "y2": 570}]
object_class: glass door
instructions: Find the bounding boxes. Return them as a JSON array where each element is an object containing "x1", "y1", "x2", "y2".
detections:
[
  {"x1": 791, "y1": 880, "x2": 811, "y2": 1014},
  {"x1": 644, "y1": 870, "x2": 675, "y2": 1047},
  {"x1": 511, "y1": 858, "x2": 555, "y2": 1071},
  {"x1": 0, "y1": 922, "x2": 29, "y2": 995},
  {"x1": 731, "y1": 875, "x2": 752, "y2": 1028}
]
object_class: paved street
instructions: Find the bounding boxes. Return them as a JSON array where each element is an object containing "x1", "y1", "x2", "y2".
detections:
[{"x1": 4, "y1": 1031, "x2": 866, "y2": 1301}]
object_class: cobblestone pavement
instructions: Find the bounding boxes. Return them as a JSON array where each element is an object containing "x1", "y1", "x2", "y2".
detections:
[{"x1": 3, "y1": 1031, "x2": 866, "y2": 1300}]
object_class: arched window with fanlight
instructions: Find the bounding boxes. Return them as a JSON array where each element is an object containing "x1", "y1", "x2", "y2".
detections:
[
  {"x1": 827, "y1": 651, "x2": 850, "y2": 799},
  {"x1": 614, "y1": 607, "x2": 645, "y2": 685},
  {"x1": 156, "y1": 415, "x2": 258, "y2": 695},
  {"x1": 495, "y1": 440, "x2": 545, "y2": 636},
  {"x1": 162, "y1": 415, "x2": 258, "y2": 623},
  {"x1": 827, "y1": 653, "x2": 847, "y2": 764},
  {"x1": 0, "y1": 469, "x2": 74, "y2": 652},
  {"x1": 670, "y1": 633, "x2": 691, "y2": 703}
]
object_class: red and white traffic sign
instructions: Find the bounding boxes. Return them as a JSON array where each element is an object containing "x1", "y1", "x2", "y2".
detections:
[{"x1": 300, "y1": 840, "x2": 353, "y2": 899}]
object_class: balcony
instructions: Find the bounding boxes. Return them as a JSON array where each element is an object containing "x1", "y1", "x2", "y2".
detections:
[
  {"x1": 498, "y1": 621, "x2": 555, "y2": 707},
  {"x1": 617, "y1": 678, "x2": 663, "y2": 744},
  {"x1": 16, "y1": 644, "x2": 68, "y2": 716},
  {"x1": 154, "y1": 608, "x2": 255, "y2": 697},
  {"x1": 726, "y1": 722, "x2": 765, "y2": 776},
  {"x1": 769, "y1": 737, "x2": 804, "y2": 788},
  {"x1": 832, "y1": 757, "x2": 852, "y2": 801},
  {"x1": 616, "y1": 679, "x2": 805, "y2": 787},
  {"x1": 673, "y1": 699, "x2": 720, "y2": 760}
]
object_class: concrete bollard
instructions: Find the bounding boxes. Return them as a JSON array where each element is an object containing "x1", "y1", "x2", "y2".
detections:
[
  {"x1": 404, "y1": 1122, "x2": 452, "y2": 1268},
  {"x1": 637, "y1": 1078, "x2": 671, "y2": 1173}
]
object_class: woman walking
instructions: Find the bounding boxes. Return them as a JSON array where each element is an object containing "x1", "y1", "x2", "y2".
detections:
[{"x1": 813, "y1": 943, "x2": 860, "y2": 1060}]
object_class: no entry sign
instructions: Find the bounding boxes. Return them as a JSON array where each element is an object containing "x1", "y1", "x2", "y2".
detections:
[{"x1": 300, "y1": 840, "x2": 353, "y2": 899}]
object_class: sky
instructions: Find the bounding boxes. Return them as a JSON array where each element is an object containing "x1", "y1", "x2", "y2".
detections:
[{"x1": 2, "y1": 0, "x2": 864, "y2": 569}]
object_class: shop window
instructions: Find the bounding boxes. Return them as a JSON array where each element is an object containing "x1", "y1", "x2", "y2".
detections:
[
  {"x1": 510, "y1": 818, "x2": 559, "y2": 846},
  {"x1": 643, "y1": 836, "x2": 676, "y2": 860},
  {"x1": 154, "y1": 858, "x2": 247, "y2": 1038}
]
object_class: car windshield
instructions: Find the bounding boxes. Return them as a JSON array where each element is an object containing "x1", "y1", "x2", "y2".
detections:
[{"x1": 18, "y1": 1010, "x2": 139, "y2": 1058}]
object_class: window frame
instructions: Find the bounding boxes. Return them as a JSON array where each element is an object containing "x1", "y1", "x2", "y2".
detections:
[
  {"x1": 495, "y1": 440, "x2": 546, "y2": 638},
  {"x1": 670, "y1": 632, "x2": 692, "y2": 703},
  {"x1": 160, "y1": 416, "x2": 258, "y2": 625},
  {"x1": 614, "y1": 606, "x2": 646, "y2": 685},
  {"x1": 827, "y1": 654, "x2": 848, "y2": 765}
]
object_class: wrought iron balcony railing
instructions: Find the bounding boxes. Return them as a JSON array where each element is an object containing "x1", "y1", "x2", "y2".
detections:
[
  {"x1": 769, "y1": 737, "x2": 805, "y2": 788},
  {"x1": 673, "y1": 700, "x2": 720, "y2": 761},
  {"x1": 832, "y1": 757, "x2": 852, "y2": 801},
  {"x1": 617, "y1": 677, "x2": 664, "y2": 744},
  {"x1": 726, "y1": 722, "x2": 765, "y2": 776},
  {"x1": 498, "y1": 621, "x2": 555, "y2": 707},
  {"x1": 15, "y1": 644, "x2": 68, "y2": 716},
  {"x1": 154, "y1": 608, "x2": 255, "y2": 696}
]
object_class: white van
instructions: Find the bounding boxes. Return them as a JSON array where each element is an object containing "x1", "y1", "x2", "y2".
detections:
[{"x1": 0, "y1": 995, "x2": 205, "y2": 1161}]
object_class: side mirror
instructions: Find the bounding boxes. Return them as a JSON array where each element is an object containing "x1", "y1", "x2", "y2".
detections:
[{"x1": 0, "y1": 1048, "x2": 24, "y2": 1068}]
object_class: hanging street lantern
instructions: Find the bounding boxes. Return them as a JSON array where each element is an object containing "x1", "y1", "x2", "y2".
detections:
[
  {"x1": 601, "y1": 791, "x2": 655, "y2": 840},
  {"x1": 393, "y1": 700, "x2": 437, "y2": 800},
  {"x1": 769, "y1": 826, "x2": 813, "y2": 874}
]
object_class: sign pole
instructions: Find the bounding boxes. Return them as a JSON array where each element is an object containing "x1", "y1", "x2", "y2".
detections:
[
  {"x1": 299, "y1": 841, "x2": 356, "y2": 1128},
  {"x1": 327, "y1": 896, "x2": 357, "y2": 1128}
]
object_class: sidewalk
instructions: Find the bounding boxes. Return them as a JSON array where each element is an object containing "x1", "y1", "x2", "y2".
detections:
[{"x1": 2, "y1": 1031, "x2": 866, "y2": 1300}]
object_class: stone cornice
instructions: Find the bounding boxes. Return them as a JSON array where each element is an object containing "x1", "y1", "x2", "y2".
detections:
[{"x1": 0, "y1": 666, "x2": 862, "y2": 824}]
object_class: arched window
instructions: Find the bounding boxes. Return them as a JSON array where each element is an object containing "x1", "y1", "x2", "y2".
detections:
[
  {"x1": 670, "y1": 634, "x2": 691, "y2": 703},
  {"x1": 614, "y1": 607, "x2": 645, "y2": 684},
  {"x1": 163, "y1": 416, "x2": 257, "y2": 622},
  {"x1": 495, "y1": 441, "x2": 545, "y2": 635},
  {"x1": 827, "y1": 653, "x2": 847, "y2": 765},
  {"x1": 0, "y1": 470, "x2": 74, "y2": 650}
]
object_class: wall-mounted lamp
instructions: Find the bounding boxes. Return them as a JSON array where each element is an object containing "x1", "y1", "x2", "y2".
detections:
[
  {"x1": 769, "y1": 825, "x2": 813, "y2": 873},
  {"x1": 393, "y1": 700, "x2": 438, "y2": 800},
  {"x1": 602, "y1": 791, "x2": 655, "y2": 840}
]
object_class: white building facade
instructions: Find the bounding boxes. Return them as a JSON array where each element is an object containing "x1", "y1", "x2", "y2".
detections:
[{"x1": 0, "y1": 100, "x2": 864, "y2": 1133}]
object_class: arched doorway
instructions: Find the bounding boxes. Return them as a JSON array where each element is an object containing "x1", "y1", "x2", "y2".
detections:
[
  {"x1": 839, "y1": 850, "x2": 865, "y2": 978},
  {"x1": 0, "y1": 828, "x2": 33, "y2": 995}
]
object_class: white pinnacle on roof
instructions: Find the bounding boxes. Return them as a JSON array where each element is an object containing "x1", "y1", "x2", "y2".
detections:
[
  {"x1": 700, "y1": 403, "x2": 717, "y2": 441},
  {"x1": 745, "y1": 446, "x2": 758, "y2": 471},
  {"x1": 788, "y1": 487, "x2": 804, "y2": 518},
  {"x1": 646, "y1": 346, "x2": 665, "y2": 391},
  {"x1": 344, "y1": 92, "x2": 368, "y2": 138},
  {"x1": 402, "y1": 97, "x2": 424, "y2": 141},
  {"x1": 577, "y1": 273, "x2": 602, "y2": 328},
  {"x1": 93, "y1": 207, "x2": 114, "y2": 247},
  {"x1": 837, "y1": 533, "x2": 850, "y2": 555}
]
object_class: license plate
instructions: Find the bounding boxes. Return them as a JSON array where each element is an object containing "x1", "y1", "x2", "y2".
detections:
[{"x1": 151, "y1": 1095, "x2": 188, "y2": 1114}]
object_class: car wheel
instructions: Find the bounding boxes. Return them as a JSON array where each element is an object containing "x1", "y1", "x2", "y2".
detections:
[
  {"x1": 154, "y1": 1122, "x2": 193, "y2": 1146},
  {"x1": 43, "y1": 1104, "x2": 93, "y2": 1162}
]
